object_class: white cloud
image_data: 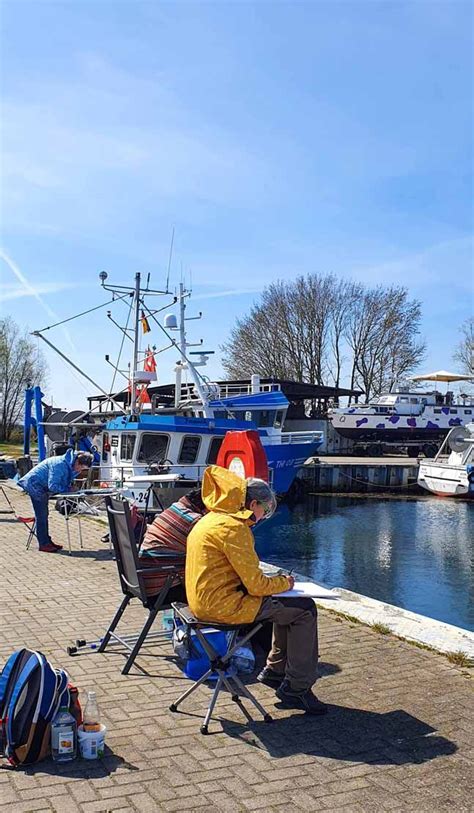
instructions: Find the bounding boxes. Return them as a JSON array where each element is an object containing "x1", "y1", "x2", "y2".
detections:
[
  {"x1": 0, "y1": 249, "x2": 77, "y2": 350},
  {"x1": 191, "y1": 287, "x2": 263, "y2": 301},
  {"x1": 351, "y1": 235, "x2": 473, "y2": 292},
  {"x1": 0, "y1": 280, "x2": 80, "y2": 303}
]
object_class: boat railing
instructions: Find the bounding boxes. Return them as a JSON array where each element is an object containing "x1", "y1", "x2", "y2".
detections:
[
  {"x1": 267, "y1": 431, "x2": 323, "y2": 446},
  {"x1": 208, "y1": 382, "x2": 282, "y2": 399}
]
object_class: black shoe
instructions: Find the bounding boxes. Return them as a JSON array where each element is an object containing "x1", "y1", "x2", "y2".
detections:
[
  {"x1": 275, "y1": 680, "x2": 328, "y2": 715},
  {"x1": 256, "y1": 667, "x2": 285, "y2": 687}
]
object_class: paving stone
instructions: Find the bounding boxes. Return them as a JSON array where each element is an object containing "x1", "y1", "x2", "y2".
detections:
[{"x1": 0, "y1": 494, "x2": 472, "y2": 812}]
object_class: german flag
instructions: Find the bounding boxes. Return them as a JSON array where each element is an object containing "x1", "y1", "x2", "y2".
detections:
[{"x1": 140, "y1": 310, "x2": 151, "y2": 334}]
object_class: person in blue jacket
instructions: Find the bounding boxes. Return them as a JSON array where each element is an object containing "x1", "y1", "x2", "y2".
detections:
[{"x1": 18, "y1": 450, "x2": 94, "y2": 552}]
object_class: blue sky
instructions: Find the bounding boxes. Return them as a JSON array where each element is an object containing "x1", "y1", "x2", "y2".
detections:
[{"x1": 1, "y1": 1, "x2": 472, "y2": 408}]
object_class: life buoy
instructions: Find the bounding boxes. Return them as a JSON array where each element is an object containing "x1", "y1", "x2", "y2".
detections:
[{"x1": 216, "y1": 430, "x2": 269, "y2": 482}]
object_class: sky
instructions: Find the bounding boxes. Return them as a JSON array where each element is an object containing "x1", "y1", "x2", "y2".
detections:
[{"x1": 1, "y1": 0, "x2": 473, "y2": 409}]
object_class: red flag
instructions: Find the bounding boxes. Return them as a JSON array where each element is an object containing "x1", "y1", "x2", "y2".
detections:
[
  {"x1": 138, "y1": 385, "x2": 151, "y2": 405},
  {"x1": 144, "y1": 347, "x2": 157, "y2": 373}
]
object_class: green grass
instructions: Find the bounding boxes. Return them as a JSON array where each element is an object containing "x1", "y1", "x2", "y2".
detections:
[
  {"x1": 0, "y1": 442, "x2": 28, "y2": 458},
  {"x1": 446, "y1": 651, "x2": 473, "y2": 668},
  {"x1": 371, "y1": 622, "x2": 392, "y2": 635}
]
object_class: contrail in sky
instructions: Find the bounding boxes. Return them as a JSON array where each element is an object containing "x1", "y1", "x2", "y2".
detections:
[{"x1": 0, "y1": 248, "x2": 77, "y2": 352}]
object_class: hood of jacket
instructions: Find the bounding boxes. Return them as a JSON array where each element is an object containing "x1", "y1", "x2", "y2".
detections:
[{"x1": 201, "y1": 465, "x2": 253, "y2": 520}]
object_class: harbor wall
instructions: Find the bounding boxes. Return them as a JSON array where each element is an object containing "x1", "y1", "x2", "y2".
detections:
[{"x1": 300, "y1": 456, "x2": 422, "y2": 494}]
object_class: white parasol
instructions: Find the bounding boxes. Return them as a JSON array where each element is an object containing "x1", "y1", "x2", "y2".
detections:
[{"x1": 410, "y1": 370, "x2": 472, "y2": 383}]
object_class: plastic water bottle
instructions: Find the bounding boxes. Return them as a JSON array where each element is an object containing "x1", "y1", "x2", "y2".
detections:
[
  {"x1": 83, "y1": 691, "x2": 101, "y2": 732},
  {"x1": 162, "y1": 608, "x2": 174, "y2": 639},
  {"x1": 51, "y1": 706, "x2": 77, "y2": 762},
  {"x1": 172, "y1": 626, "x2": 189, "y2": 660},
  {"x1": 231, "y1": 645, "x2": 255, "y2": 674}
]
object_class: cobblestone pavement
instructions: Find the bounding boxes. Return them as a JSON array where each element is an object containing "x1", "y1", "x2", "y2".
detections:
[{"x1": 1, "y1": 491, "x2": 472, "y2": 812}]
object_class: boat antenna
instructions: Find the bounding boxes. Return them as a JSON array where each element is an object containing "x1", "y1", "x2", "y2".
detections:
[{"x1": 165, "y1": 227, "x2": 175, "y2": 293}]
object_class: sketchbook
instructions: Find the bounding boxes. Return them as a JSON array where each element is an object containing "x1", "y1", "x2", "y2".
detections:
[{"x1": 273, "y1": 581, "x2": 339, "y2": 599}]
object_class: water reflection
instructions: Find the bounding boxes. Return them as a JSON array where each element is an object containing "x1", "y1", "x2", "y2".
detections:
[{"x1": 254, "y1": 496, "x2": 474, "y2": 631}]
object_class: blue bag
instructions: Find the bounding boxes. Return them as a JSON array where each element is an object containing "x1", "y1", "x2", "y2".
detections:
[{"x1": 0, "y1": 649, "x2": 71, "y2": 767}]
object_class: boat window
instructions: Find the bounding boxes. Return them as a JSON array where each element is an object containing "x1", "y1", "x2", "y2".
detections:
[
  {"x1": 421, "y1": 398, "x2": 428, "y2": 404},
  {"x1": 256, "y1": 410, "x2": 274, "y2": 427},
  {"x1": 465, "y1": 409, "x2": 472, "y2": 415},
  {"x1": 119, "y1": 434, "x2": 136, "y2": 461},
  {"x1": 449, "y1": 409, "x2": 457, "y2": 414},
  {"x1": 274, "y1": 411, "x2": 284, "y2": 428},
  {"x1": 399, "y1": 397, "x2": 409, "y2": 403},
  {"x1": 410, "y1": 398, "x2": 419, "y2": 404},
  {"x1": 207, "y1": 437, "x2": 224, "y2": 464},
  {"x1": 434, "y1": 408, "x2": 441, "y2": 414},
  {"x1": 178, "y1": 435, "x2": 201, "y2": 465},
  {"x1": 137, "y1": 433, "x2": 169, "y2": 463},
  {"x1": 245, "y1": 411, "x2": 252, "y2": 422}
]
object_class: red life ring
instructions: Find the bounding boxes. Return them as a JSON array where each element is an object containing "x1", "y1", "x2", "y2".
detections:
[{"x1": 216, "y1": 430, "x2": 269, "y2": 482}]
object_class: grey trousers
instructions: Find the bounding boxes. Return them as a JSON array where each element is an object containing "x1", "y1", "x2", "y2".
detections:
[{"x1": 254, "y1": 596, "x2": 319, "y2": 691}]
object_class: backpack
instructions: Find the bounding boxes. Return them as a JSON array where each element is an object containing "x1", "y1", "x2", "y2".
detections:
[{"x1": 0, "y1": 649, "x2": 82, "y2": 767}]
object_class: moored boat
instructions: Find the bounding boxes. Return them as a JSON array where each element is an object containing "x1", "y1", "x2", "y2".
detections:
[{"x1": 418, "y1": 423, "x2": 474, "y2": 497}]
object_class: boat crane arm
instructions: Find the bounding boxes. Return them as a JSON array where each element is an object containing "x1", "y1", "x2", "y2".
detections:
[{"x1": 32, "y1": 331, "x2": 127, "y2": 415}]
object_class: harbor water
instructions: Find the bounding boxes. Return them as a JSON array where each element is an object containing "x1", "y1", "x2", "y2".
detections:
[{"x1": 255, "y1": 496, "x2": 474, "y2": 632}]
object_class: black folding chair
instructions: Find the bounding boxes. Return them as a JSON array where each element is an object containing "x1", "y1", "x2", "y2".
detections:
[
  {"x1": 169, "y1": 602, "x2": 273, "y2": 734},
  {"x1": 69, "y1": 495, "x2": 184, "y2": 674}
]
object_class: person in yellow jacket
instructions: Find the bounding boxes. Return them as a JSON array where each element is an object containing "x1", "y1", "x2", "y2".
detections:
[{"x1": 185, "y1": 466, "x2": 327, "y2": 715}]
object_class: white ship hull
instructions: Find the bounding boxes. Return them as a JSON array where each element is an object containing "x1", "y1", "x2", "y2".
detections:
[{"x1": 418, "y1": 462, "x2": 472, "y2": 497}]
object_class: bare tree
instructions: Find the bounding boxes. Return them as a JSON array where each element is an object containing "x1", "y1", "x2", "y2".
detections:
[
  {"x1": 326, "y1": 279, "x2": 360, "y2": 398},
  {"x1": 221, "y1": 274, "x2": 335, "y2": 382},
  {"x1": 345, "y1": 286, "x2": 425, "y2": 402},
  {"x1": 0, "y1": 317, "x2": 48, "y2": 441},
  {"x1": 453, "y1": 317, "x2": 474, "y2": 376},
  {"x1": 222, "y1": 274, "x2": 425, "y2": 404}
]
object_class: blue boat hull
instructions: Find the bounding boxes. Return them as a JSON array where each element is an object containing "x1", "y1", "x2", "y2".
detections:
[{"x1": 265, "y1": 439, "x2": 323, "y2": 494}]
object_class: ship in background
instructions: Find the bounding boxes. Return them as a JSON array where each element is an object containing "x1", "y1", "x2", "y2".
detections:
[{"x1": 330, "y1": 371, "x2": 473, "y2": 458}]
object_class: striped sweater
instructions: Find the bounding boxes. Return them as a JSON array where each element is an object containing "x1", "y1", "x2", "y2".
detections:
[{"x1": 138, "y1": 496, "x2": 205, "y2": 595}]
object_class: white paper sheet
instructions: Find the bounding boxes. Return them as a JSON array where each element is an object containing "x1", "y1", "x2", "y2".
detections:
[{"x1": 273, "y1": 581, "x2": 339, "y2": 599}]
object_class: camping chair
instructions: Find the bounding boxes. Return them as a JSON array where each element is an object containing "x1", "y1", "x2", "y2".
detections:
[
  {"x1": 94, "y1": 495, "x2": 184, "y2": 674},
  {"x1": 169, "y1": 602, "x2": 273, "y2": 735},
  {"x1": 0, "y1": 485, "x2": 37, "y2": 549}
]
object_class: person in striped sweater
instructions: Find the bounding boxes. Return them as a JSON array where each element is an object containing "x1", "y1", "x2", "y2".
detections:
[{"x1": 138, "y1": 489, "x2": 206, "y2": 598}]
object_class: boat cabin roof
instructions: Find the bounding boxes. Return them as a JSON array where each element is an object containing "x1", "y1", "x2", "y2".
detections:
[{"x1": 105, "y1": 414, "x2": 258, "y2": 435}]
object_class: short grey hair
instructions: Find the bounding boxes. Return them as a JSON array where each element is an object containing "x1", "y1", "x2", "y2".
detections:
[
  {"x1": 76, "y1": 452, "x2": 94, "y2": 468},
  {"x1": 245, "y1": 478, "x2": 277, "y2": 518}
]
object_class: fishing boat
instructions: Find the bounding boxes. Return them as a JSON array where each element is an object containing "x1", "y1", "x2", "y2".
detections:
[
  {"x1": 31, "y1": 272, "x2": 323, "y2": 502},
  {"x1": 417, "y1": 423, "x2": 474, "y2": 497},
  {"x1": 330, "y1": 371, "x2": 474, "y2": 457}
]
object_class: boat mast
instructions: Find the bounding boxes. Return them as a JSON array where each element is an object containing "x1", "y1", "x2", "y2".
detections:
[
  {"x1": 130, "y1": 272, "x2": 141, "y2": 417},
  {"x1": 176, "y1": 282, "x2": 213, "y2": 418}
]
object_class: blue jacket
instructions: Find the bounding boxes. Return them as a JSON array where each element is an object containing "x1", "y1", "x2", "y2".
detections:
[{"x1": 18, "y1": 449, "x2": 79, "y2": 500}]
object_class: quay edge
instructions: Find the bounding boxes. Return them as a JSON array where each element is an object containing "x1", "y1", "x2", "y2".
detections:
[{"x1": 262, "y1": 562, "x2": 474, "y2": 659}]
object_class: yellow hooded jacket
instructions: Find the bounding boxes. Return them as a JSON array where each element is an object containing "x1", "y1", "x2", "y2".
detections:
[{"x1": 185, "y1": 466, "x2": 290, "y2": 624}]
